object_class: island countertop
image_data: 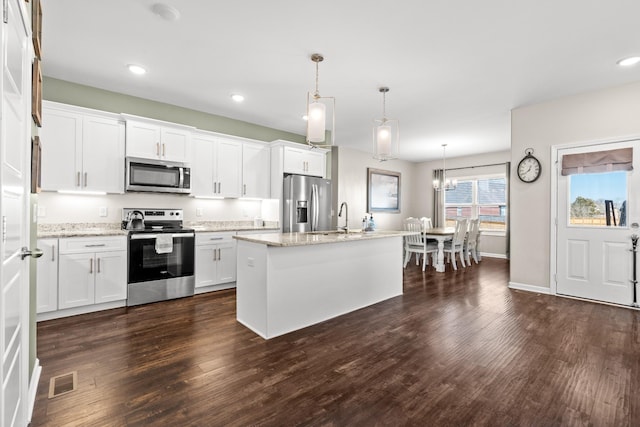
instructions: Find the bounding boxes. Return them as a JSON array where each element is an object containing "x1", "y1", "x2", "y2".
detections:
[{"x1": 233, "y1": 230, "x2": 416, "y2": 247}]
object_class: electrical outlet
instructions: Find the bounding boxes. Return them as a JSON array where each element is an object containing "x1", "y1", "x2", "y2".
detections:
[
  {"x1": 247, "y1": 257, "x2": 255, "y2": 267},
  {"x1": 99, "y1": 207, "x2": 108, "y2": 217},
  {"x1": 196, "y1": 208, "x2": 203, "y2": 217}
]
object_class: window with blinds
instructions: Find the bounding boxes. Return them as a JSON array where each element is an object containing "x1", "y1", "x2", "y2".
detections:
[{"x1": 445, "y1": 176, "x2": 507, "y2": 231}]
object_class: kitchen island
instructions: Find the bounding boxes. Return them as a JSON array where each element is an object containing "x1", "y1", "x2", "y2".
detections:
[{"x1": 234, "y1": 230, "x2": 412, "y2": 339}]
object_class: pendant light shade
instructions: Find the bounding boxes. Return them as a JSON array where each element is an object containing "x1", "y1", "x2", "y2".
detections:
[
  {"x1": 306, "y1": 53, "x2": 335, "y2": 147},
  {"x1": 307, "y1": 101, "x2": 326, "y2": 142},
  {"x1": 433, "y1": 144, "x2": 457, "y2": 191},
  {"x1": 373, "y1": 87, "x2": 399, "y2": 161}
]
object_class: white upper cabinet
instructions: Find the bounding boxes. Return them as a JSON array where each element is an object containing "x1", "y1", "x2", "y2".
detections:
[
  {"x1": 242, "y1": 142, "x2": 270, "y2": 198},
  {"x1": 270, "y1": 140, "x2": 328, "y2": 200},
  {"x1": 124, "y1": 116, "x2": 193, "y2": 163},
  {"x1": 40, "y1": 102, "x2": 125, "y2": 193},
  {"x1": 192, "y1": 132, "x2": 242, "y2": 198},
  {"x1": 283, "y1": 145, "x2": 326, "y2": 177}
]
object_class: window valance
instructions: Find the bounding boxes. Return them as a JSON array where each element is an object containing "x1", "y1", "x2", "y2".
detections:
[{"x1": 561, "y1": 147, "x2": 633, "y2": 176}]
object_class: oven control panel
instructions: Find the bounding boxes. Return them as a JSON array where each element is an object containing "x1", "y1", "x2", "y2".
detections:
[{"x1": 122, "y1": 208, "x2": 183, "y2": 221}]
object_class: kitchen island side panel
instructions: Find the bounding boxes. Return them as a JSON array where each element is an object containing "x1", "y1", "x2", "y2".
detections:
[
  {"x1": 237, "y1": 236, "x2": 402, "y2": 338},
  {"x1": 265, "y1": 236, "x2": 403, "y2": 338},
  {"x1": 236, "y1": 240, "x2": 269, "y2": 338}
]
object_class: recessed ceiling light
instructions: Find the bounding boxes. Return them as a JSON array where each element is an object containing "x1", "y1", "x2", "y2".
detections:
[
  {"x1": 151, "y1": 3, "x2": 180, "y2": 21},
  {"x1": 231, "y1": 94, "x2": 245, "y2": 103},
  {"x1": 128, "y1": 64, "x2": 147, "y2": 75},
  {"x1": 617, "y1": 56, "x2": 640, "y2": 67}
]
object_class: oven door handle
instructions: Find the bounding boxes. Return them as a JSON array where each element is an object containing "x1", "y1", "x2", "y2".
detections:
[{"x1": 130, "y1": 232, "x2": 195, "y2": 240}]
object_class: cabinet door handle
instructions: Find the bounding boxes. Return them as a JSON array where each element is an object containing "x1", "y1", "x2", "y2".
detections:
[
  {"x1": 97, "y1": 258, "x2": 101, "y2": 273},
  {"x1": 84, "y1": 172, "x2": 88, "y2": 187},
  {"x1": 51, "y1": 245, "x2": 55, "y2": 262},
  {"x1": 213, "y1": 249, "x2": 217, "y2": 261},
  {"x1": 209, "y1": 237, "x2": 223, "y2": 241},
  {"x1": 76, "y1": 171, "x2": 81, "y2": 187},
  {"x1": 218, "y1": 182, "x2": 221, "y2": 193},
  {"x1": 156, "y1": 142, "x2": 160, "y2": 156},
  {"x1": 84, "y1": 244, "x2": 106, "y2": 248},
  {"x1": 243, "y1": 184, "x2": 246, "y2": 195},
  {"x1": 162, "y1": 143, "x2": 166, "y2": 157},
  {"x1": 217, "y1": 248, "x2": 220, "y2": 260},
  {"x1": 89, "y1": 258, "x2": 93, "y2": 274}
]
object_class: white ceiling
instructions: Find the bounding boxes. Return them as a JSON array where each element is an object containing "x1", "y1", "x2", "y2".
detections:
[{"x1": 42, "y1": 0, "x2": 640, "y2": 162}]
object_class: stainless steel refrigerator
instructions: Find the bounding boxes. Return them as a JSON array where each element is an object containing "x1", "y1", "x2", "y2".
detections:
[{"x1": 283, "y1": 174, "x2": 332, "y2": 233}]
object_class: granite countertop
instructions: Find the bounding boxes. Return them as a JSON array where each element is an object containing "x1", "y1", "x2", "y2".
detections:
[
  {"x1": 37, "y1": 223, "x2": 128, "y2": 238},
  {"x1": 37, "y1": 221, "x2": 280, "y2": 239},
  {"x1": 234, "y1": 230, "x2": 416, "y2": 247},
  {"x1": 186, "y1": 221, "x2": 279, "y2": 233}
]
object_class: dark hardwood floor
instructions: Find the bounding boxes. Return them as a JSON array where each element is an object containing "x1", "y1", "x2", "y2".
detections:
[{"x1": 31, "y1": 258, "x2": 640, "y2": 426}]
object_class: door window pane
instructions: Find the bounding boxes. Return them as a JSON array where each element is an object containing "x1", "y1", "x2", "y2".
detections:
[{"x1": 569, "y1": 171, "x2": 627, "y2": 227}]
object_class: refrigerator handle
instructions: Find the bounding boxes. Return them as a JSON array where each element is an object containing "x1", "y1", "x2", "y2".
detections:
[
  {"x1": 312, "y1": 184, "x2": 319, "y2": 231},
  {"x1": 288, "y1": 178, "x2": 293, "y2": 232}
]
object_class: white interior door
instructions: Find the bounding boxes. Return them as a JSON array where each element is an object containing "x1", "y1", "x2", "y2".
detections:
[
  {"x1": 556, "y1": 140, "x2": 640, "y2": 305},
  {"x1": 1, "y1": 1, "x2": 31, "y2": 425}
]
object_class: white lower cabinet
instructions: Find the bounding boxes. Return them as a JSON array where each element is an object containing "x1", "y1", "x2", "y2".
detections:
[
  {"x1": 58, "y1": 236, "x2": 127, "y2": 310},
  {"x1": 195, "y1": 232, "x2": 237, "y2": 289},
  {"x1": 36, "y1": 239, "x2": 59, "y2": 314}
]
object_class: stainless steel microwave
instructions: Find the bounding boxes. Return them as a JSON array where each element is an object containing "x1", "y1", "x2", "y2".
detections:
[{"x1": 126, "y1": 157, "x2": 191, "y2": 194}]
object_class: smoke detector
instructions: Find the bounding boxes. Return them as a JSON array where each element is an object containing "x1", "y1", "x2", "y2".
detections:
[{"x1": 151, "y1": 3, "x2": 180, "y2": 21}]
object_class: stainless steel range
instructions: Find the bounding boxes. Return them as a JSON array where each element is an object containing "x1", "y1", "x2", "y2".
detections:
[{"x1": 122, "y1": 208, "x2": 195, "y2": 306}]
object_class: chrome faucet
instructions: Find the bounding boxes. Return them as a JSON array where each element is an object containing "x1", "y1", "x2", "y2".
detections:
[{"x1": 338, "y1": 202, "x2": 349, "y2": 232}]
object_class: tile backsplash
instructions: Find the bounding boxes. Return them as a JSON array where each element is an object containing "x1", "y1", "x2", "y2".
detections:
[{"x1": 36, "y1": 192, "x2": 279, "y2": 224}]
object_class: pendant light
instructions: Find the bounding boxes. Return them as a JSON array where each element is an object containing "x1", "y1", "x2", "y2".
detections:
[
  {"x1": 373, "y1": 87, "x2": 399, "y2": 161},
  {"x1": 306, "y1": 53, "x2": 335, "y2": 147},
  {"x1": 433, "y1": 144, "x2": 457, "y2": 191}
]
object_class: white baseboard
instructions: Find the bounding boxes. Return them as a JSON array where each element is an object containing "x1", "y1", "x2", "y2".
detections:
[
  {"x1": 27, "y1": 358, "x2": 42, "y2": 423},
  {"x1": 479, "y1": 252, "x2": 507, "y2": 259},
  {"x1": 508, "y1": 281, "x2": 552, "y2": 295},
  {"x1": 37, "y1": 300, "x2": 126, "y2": 322},
  {"x1": 194, "y1": 282, "x2": 236, "y2": 295}
]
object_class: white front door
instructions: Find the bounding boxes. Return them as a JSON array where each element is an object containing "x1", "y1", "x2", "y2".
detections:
[
  {"x1": 1, "y1": 1, "x2": 31, "y2": 426},
  {"x1": 556, "y1": 140, "x2": 640, "y2": 305}
]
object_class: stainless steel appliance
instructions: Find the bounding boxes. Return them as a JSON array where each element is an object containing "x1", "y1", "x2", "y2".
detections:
[
  {"x1": 283, "y1": 174, "x2": 332, "y2": 232},
  {"x1": 126, "y1": 157, "x2": 191, "y2": 194},
  {"x1": 122, "y1": 208, "x2": 195, "y2": 306}
]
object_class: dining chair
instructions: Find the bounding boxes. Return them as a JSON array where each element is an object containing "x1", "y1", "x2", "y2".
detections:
[
  {"x1": 403, "y1": 218, "x2": 438, "y2": 272},
  {"x1": 465, "y1": 218, "x2": 481, "y2": 265},
  {"x1": 420, "y1": 216, "x2": 436, "y2": 244},
  {"x1": 419, "y1": 217, "x2": 433, "y2": 230},
  {"x1": 443, "y1": 218, "x2": 468, "y2": 270}
]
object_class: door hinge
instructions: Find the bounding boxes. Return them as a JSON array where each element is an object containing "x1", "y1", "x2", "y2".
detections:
[{"x1": 3, "y1": 0, "x2": 7, "y2": 24}]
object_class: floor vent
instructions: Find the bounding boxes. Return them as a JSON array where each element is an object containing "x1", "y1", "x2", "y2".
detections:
[{"x1": 48, "y1": 371, "x2": 78, "y2": 399}]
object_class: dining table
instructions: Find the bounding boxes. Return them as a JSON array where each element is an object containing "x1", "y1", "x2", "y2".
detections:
[{"x1": 423, "y1": 227, "x2": 455, "y2": 272}]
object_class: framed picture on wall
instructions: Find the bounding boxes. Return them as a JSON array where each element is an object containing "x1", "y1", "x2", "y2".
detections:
[
  {"x1": 367, "y1": 168, "x2": 401, "y2": 213},
  {"x1": 32, "y1": 58, "x2": 42, "y2": 126},
  {"x1": 32, "y1": 0, "x2": 42, "y2": 59}
]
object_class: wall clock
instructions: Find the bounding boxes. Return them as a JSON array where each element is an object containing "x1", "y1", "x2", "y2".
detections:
[{"x1": 517, "y1": 149, "x2": 541, "y2": 183}]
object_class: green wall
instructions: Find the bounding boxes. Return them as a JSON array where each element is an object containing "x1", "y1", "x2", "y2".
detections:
[{"x1": 43, "y1": 77, "x2": 306, "y2": 143}]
